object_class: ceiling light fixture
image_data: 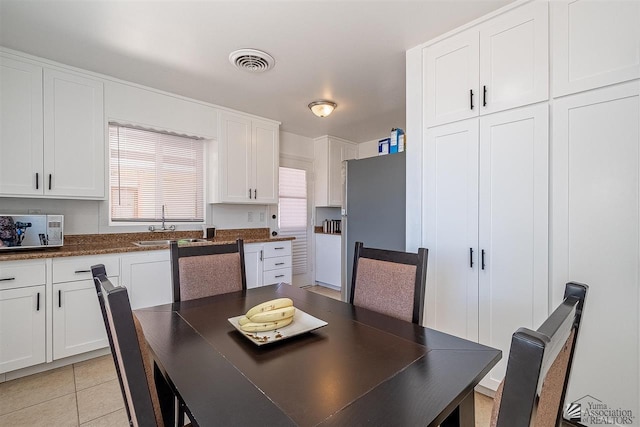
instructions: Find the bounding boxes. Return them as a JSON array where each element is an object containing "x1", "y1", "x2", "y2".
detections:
[{"x1": 308, "y1": 100, "x2": 337, "y2": 118}]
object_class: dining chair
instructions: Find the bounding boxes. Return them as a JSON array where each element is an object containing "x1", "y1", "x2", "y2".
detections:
[
  {"x1": 490, "y1": 282, "x2": 588, "y2": 427},
  {"x1": 170, "y1": 239, "x2": 247, "y2": 302},
  {"x1": 350, "y1": 241, "x2": 428, "y2": 324},
  {"x1": 91, "y1": 264, "x2": 166, "y2": 427}
]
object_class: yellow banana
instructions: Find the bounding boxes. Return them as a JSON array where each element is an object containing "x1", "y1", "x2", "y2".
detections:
[
  {"x1": 249, "y1": 306, "x2": 295, "y2": 323},
  {"x1": 245, "y1": 298, "x2": 293, "y2": 319},
  {"x1": 240, "y1": 316, "x2": 294, "y2": 332},
  {"x1": 238, "y1": 316, "x2": 250, "y2": 326}
]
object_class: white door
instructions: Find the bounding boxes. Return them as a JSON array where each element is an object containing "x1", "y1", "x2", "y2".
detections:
[
  {"x1": 120, "y1": 251, "x2": 172, "y2": 310},
  {"x1": 424, "y1": 30, "x2": 480, "y2": 127},
  {"x1": 0, "y1": 56, "x2": 43, "y2": 196},
  {"x1": 551, "y1": 0, "x2": 640, "y2": 97},
  {"x1": 44, "y1": 69, "x2": 104, "y2": 198},
  {"x1": 253, "y1": 120, "x2": 279, "y2": 204},
  {"x1": 53, "y1": 280, "x2": 108, "y2": 360},
  {"x1": 0, "y1": 285, "x2": 46, "y2": 374},
  {"x1": 279, "y1": 158, "x2": 313, "y2": 287},
  {"x1": 478, "y1": 104, "x2": 549, "y2": 390},
  {"x1": 479, "y1": 0, "x2": 548, "y2": 114},
  {"x1": 220, "y1": 112, "x2": 252, "y2": 202},
  {"x1": 552, "y1": 82, "x2": 640, "y2": 422},
  {"x1": 424, "y1": 119, "x2": 479, "y2": 339},
  {"x1": 244, "y1": 244, "x2": 263, "y2": 289}
]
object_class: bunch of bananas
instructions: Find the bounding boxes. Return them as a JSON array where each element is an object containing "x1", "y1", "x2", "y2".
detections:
[{"x1": 239, "y1": 298, "x2": 296, "y2": 332}]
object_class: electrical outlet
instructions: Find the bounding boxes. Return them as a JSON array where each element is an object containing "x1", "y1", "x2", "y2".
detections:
[
  {"x1": 259, "y1": 212, "x2": 265, "y2": 222},
  {"x1": 248, "y1": 212, "x2": 254, "y2": 222}
]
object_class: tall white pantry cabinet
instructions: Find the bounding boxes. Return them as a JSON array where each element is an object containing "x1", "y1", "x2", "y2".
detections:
[{"x1": 410, "y1": 0, "x2": 640, "y2": 423}]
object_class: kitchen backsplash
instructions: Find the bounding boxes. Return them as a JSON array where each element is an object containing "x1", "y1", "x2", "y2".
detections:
[{"x1": 0, "y1": 198, "x2": 270, "y2": 234}]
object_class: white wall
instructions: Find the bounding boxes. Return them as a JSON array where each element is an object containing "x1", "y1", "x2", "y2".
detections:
[
  {"x1": 357, "y1": 138, "x2": 381, "y2": 159},
  {"x1": 280, "y1": 131, "x2": 314, "y2": 160}
]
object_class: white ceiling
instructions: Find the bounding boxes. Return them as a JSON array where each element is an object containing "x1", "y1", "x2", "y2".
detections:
[{"x1": 0, "y1": 0, "x2": 512, "y2": 143}]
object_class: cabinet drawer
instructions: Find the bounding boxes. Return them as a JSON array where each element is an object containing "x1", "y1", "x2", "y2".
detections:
[
  {"x1": 0, "y1": 260, "x2": 46, "y2": 290},
  {"x1": 263, "y1": 241, "x2": 291, "y2": 258},
  {"x1": 53, "y1": 254, "x2": 120, "y2": 283},
  {"x1": 263, "y1": 268, "x2": 291, "y2": 286},
  {"x1": 263, "y1": 256, "x2": 291, "y2": 272}
]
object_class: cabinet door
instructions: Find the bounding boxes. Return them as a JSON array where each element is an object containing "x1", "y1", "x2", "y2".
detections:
[
  {"x1": 244, "y1": 244, "x2": 263, "y2": 289},
  {"x1": 424, "y1": 119, "x2": 479, "y2": 340},
  {"x1": 424, "y1": 30, "x2": 479, "y2": 127},
  {"x1": 53, "y1": 280, "x2": 108, "y2": 359},
  {"x1": 120, "y1": 251, "x2": 172, "y2": 310},
  {"x1": 552, "y1": 82, "x2": 640, "y2": 419},
  {"x1": 551, "y1": 0, "x2": 640, "y2": 97},
  {"x1": 253, "y1": 120, "x2": 279, "y2": 204},
  {"x1": 44, "y1": 69, "x2": 104, "y2": 198},
  {"x1": 315, "y1": 233, "x2": 341, "y2": 287},
  {"x1": 0, "y1": 285, "x2": 46, "y2": 374},
  {"x1": 328, "y1": 141, "x2": 357, "y2": 207},
  {"x1": 0, "y1": 56, "x2": 43, "y2": 196},
  {"x1": 478, "y1": 104, "x2": 548, "y2": 390},
  {"x1": 479, "y1": 0, "x2": 548, "y2": 114},
  {"x1": 219, "y1": 112, "x2": 252, "y2": 203}
]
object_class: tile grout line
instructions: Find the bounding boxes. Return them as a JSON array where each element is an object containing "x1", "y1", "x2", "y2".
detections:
[{"x1": 73, "y1": 363, "x2": 81, "y2": 427}]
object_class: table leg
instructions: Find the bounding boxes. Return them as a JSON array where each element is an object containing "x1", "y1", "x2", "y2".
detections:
[
  {"x1": 154, "y1": 362, "x2": 176, "y2": 426},
  {"x1": 441, "y1": 390, "x2": 475, "y2": 427}
]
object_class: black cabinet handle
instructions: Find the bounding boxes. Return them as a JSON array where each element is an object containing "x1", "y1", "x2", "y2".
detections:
[
  {"x1": 469, "y1": 248, "x2": 474, "y2": 268},
  {"x1": 470, "y1": 89, "x2": 474, "y2": 110},
  {"x1": 36, "y1": 172, "x2": 39, "y2": 190},
  {"x1": 254, "y1": 189, "x2": 257, "y2": 199},
  {"x1": 74, "y1": 270, "x2": 91, "y2": 274},
  {"x1": 248, "y1": 188, "x2": 252, "y2": 199},
  {"x1": 275, "y1": 275, "x2": 285, "y2": 278},
  {"x1": 48, "y1": 174, "x2": 52, "y2": 190},
  {"x1": 483, "y1": 85, "x2": 487, "y2": 107},
  {"x1": 275, "y1": 262, "x2": 285, "y2": 266},
  {"x1": 481, "y1": 249, "x2": 486, "y2": 270},
  {"x1": 0, "y1": 277, "x2": 16, "y2": 282},
  {"x1": 36, "y1": 292, "x2": 40, "y2": 311},
  {"x1": 58, "y1": 290, "x2": 62, "y2": 307},
  {"x1": 260, "y1": 250, "x2": 263, "y2": 261},
  {"x1": 275, "y1": 247, "x2": 285, "y2": 250}
]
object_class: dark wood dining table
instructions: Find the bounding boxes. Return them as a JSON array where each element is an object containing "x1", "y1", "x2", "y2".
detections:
[{"x1": 135, "y1": 283, "x2": 501, "y2": 427}]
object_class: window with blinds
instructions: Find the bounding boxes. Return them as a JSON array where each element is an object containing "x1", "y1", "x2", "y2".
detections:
[
  {"x1": 109, "y1": 124, "x2": 205, "y2": 223},
  {"x1": 278, "y1": 167, "x2": 308, "y2": 275}
]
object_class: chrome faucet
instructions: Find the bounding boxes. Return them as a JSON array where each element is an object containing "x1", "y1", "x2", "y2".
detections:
[{"x1": 149, "y1": 205, "x2": 176, "y2": 232}]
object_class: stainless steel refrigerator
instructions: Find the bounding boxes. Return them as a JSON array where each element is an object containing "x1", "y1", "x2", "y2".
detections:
[{"x1": 341, "y1": 152, "x2": 406, "y2": 301}]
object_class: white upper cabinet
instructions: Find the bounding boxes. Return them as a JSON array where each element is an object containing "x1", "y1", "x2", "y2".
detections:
[
  {"x1": 0, "y1": 53, "x2": 105, "y2": 199},
  {"x1": 314, "y1": 136, "x2": 357, "y2": 207},
  {"x1": 44, "y1": 69, "x2": 105, "y2": 198},
  {"x1": 551, "y1": 0, "x2": 640, "y2": 97},
  {"x1": 425, "y1": 1, "x2": 548, "y2": 127},
  {"x1": 0, "y1": 56, "x2": 43, "y2": 196},
  {"x1": 212, "y1": 111, "x2": 279, "y2": 204}
]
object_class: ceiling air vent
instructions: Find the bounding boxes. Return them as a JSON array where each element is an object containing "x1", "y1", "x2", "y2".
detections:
[{"x1": 229, "y1": 49, "x2": 275, "y2": 73}]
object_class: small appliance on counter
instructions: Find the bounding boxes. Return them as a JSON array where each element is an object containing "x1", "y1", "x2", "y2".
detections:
[{"x1": 0, "y1": 214, "x2": 63, "y2": 250}]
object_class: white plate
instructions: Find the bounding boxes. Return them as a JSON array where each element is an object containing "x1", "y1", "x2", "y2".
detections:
[{"x1": 228, "y1": 308, "x2": 328, "y2": 346}]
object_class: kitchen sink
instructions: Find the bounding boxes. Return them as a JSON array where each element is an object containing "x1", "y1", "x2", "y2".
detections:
[{"x1": 133, "y1": 238, "x2": 208, "y2": 247}]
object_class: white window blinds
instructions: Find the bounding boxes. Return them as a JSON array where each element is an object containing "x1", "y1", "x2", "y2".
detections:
[
  {"x1": 109, "y1": 124, "x2": 205, "y2": 222},
  {"x1": 278, "y1": 167, "x2": 308, "y2": 275}
]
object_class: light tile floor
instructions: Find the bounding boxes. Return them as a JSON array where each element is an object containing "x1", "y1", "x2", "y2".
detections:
[{"x1": 0, "y1": 285, "x2": 496, "y2": 427}]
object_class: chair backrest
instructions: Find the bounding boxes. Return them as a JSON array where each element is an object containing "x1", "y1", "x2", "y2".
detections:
[
  {"x1": 491, "y1": 282, "x2": 588, "y2": 427},
  {"x1": 170, "y1": 239, "x2": 246, "y2": 302},
  {"x1": 91, "y1": 264, "x2": 163, "y2": 427},
  {"x1": 349, "y1": 241, "x2": 428, "y2": 324}
]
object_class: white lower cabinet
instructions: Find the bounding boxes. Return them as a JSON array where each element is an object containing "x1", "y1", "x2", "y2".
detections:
[
  {"x1": 51, "y1": 254, "x2": 118, "y2": 360},
  {"x1": 0, "y1": 285, "x2": 46, "y2": 374},
  {"x1": 120, "y1": 251, "x2": 172, "y2": 310},
  {"x1": 425, "y1": 103, "x2": 549, "y2": 390},
  {"x1": 315, "y1": 233, "x2": 341, "y2": 287},
  {"x1": 244, "y1": 241, "x2": 293, "y2": 289},
  {"x1": 53, "y1": 279, "x2": 109, "y2": 360}
]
